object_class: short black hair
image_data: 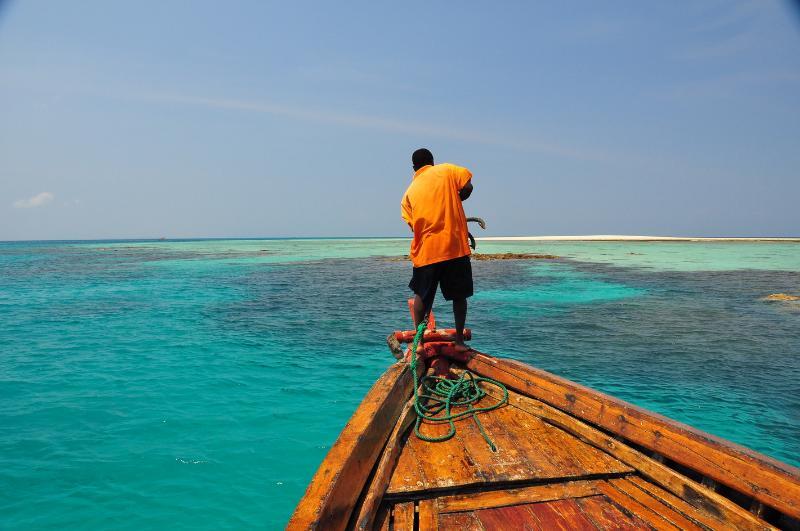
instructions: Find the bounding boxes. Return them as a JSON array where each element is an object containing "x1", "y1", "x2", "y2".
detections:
[{"x1": 412, "y1": 148, "x2": 434, "y2": 170}]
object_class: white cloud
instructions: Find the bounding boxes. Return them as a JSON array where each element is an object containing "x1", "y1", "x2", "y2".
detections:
[{"x1": 13, "y1": 192, "x2": 55, "y2": 208}]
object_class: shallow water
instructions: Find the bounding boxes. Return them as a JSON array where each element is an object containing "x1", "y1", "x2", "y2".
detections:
[{"x1": 1, "y1": 239, "x2": 798, "y2": 528}]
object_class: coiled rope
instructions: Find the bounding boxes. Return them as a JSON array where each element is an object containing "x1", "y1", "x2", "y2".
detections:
[{"x1": 409, "y1": 319, "x2": 508, "y2": 451}]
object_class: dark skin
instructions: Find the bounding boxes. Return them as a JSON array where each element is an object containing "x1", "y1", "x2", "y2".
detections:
[{"x1": 408, "y1": 163, "x2": 473, "y2": 350}]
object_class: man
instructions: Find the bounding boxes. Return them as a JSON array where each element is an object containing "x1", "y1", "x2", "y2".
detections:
[{"x1": 401, "y1": 148, "x2": 474, "y2": 351}]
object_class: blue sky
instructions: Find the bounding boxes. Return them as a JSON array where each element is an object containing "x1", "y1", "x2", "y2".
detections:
[{"x1": 1, "y1": 0, "x2": 799, "y2": 240}]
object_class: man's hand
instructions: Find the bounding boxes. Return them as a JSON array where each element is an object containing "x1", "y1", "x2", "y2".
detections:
[{"x1": 459, "y1": 180, "x2": 473, "y2": 201}]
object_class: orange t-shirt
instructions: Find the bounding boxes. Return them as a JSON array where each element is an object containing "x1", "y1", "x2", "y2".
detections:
[{"x1": 401, "y1": 163, "x2": 473, "y2": 268}]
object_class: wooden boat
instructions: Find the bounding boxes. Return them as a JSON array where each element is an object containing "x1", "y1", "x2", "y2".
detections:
[{"x1": 288, "y1": 320, "x2": 800, "y2": 530}]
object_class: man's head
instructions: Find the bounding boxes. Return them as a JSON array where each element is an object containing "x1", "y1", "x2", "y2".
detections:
[{"x1": 412, "y1": 148, "x2": 434, "y2": 171}]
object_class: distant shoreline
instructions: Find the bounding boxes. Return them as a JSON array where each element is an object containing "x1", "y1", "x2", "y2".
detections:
[
  {"x1": 477, "y1": 235, "x2": 800, "y2": 242},
  {"x1": 2, "y1": 235, "x2": 800, "y2": 244}
]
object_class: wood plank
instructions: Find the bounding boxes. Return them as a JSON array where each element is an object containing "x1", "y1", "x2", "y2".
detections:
[
  {"x1": 414, "y1": 408, "x2": 485, "y2": 490},
  {"x1": 604, "y1": 479, "x2": 704, "y2": 531},
  {"x1": 437, "y1": 479, "x2": 601, "y2": 513},
  {"x1": 387, "y1": 372, "x2": 488, "y2": 495},
  {"x1": 286, "y1": 362, "x2": 412, "y2": 530},
  {"x1": 438, "y1": 511, "x2": 486, "y2": 530},
  {"x1": 436, "y1": 401, "x2": 519, "y2": 482},
  {"x1": 525, "y1": 498, "x2": 598, "y2": 531},
  {"x1": 352, "y1": 400, "x2": 415, "y2": 529},
  {"x1": 481, "y1": 401, "x2": 571, "y2": 477},
  {"x1": 575, "y1": 494, "x2": 652, "y2": 530},
  {"x1": 386, "y1": 435, "x2": 429, "y2": 493},
  {"x1": 626, "y1": 475, "x2": 739, "y2": 531},
  {"x1": 354, "y1": 365, "x2": 428, "y2": 530},
  {"x1": 392, "y1": 502, "x2": 414, "y2": 531},
  {"x1": 388, "y1": 390, "x2": 631, "y2": 495},
  {"x1": 374, "y1": 504, "x2": 390, "y2": 531},
  {"x1": 466, "y1": 353, "x2": 800, "y2": 520},
  {"x1": 483, "y1": 382, "x2": 776, "y2": 531},
  {"x1": 388, "y1": 403, "x2": 511, "y2": 494},
  {"x1": 418, "y1": 499, "x2": 438, "y2": 531},
  {"x1": 458, "y1": 402, "x2": 555, "y2": 481},
  {"x1": 597, "y1": 481, "x2": 682, "y2": 530},
  {"x1": 495, "y1": 395, "x2": 632, "y2": 477},
  {"x1": 474, "y1": 504, "x2": 540, "y2": 530}
]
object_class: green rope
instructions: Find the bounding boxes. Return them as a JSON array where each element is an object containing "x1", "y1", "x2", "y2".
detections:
[{"x1": 409, "y1": 319, "x2": 508, "y2": 451}]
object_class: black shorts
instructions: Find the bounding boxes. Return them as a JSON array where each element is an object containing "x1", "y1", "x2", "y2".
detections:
[{"x1": 409, "y1": 255, "x2": 473, "y2": 307}]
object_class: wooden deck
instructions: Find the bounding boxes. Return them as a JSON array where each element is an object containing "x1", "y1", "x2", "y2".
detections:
[
  {"x1": 376, "y1": 386, "x2": 782, "y2": 530},
  {"x1": 386, "y1": 388, "x2": 632, "y2": 496},
  {"x1": 379, "y1": 478, "x2": 728, "y2": 530},
  {"x1": 288, "y1": 350, "x2": 800, "y2": 530}
]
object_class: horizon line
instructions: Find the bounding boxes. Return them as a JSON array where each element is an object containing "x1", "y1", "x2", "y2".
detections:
[{"x1": 2, "y1": 234, "x2": 800, "y2": 244}]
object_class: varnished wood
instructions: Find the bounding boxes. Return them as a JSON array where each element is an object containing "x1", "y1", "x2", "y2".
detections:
[
  {"x1": 484, "y1": 380, "x2": 775, "y2": 530},
  {"x1": 576, "y1": 494, "x2": 652, "y2": 529},
  {"x1": 526, "y1": 498, "x2": 598, "y2": 530},
  {"x1": 391, "y1": 502, "x2": 414, "y2": 531},
  {"x1": 436, "y1": 478, "x2": 601, "y2": 513},
  {"x1": 437, "y1": 511, "x2": 485, "y2": 530},
  {"x1": 626, "y1": 475, "x2": 739, "y2": 531},
  {"x1": 474, "y1": 504, "x2": 539, "y2": 530},
  {"x1": 387, "y1": 391, "x2": 632, "y2": 496},
  {"x1": 373, "y1": 505, "x2": 390, "y2": 531},
  {"x1": 352, "y1": 398, "x2": 417, "y2": 530},
  {"x1": 597, "y1": 480, "x2": 684, "y2": 530},
  {"x1": 352, "y1": 365, "x2": 429, "y2": 530},
  {"x1": 418, "y1": 499, "x2": 438, "y2": 531},
  {"x1": 287, "y1": 362, "x2": 412, "y2": 530},
  {"x1": 465, "y1": 353, "x2": 800, "y2": 520},
  {"x1": 604, "y1": 478, "x2": 703, "y2": 530},
  {"x1": 291, "y1": 343, "x2": 800, "y2": 530}
]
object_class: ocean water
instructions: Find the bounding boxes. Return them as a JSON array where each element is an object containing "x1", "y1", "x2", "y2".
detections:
[{"x1": 1, "y1": 238, "x2": 799, "y2": 528}]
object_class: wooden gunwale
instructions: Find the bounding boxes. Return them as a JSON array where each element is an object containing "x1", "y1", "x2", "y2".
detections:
[
  {"x1": 286, "y1": 362, "x2": 414, "y2": 530},
  {"x1": 465, "y1": 351, "x2": 800, "y2": 521},
  {"x1": 484, "y1": 386, "x2": 773, "y2": 530}
]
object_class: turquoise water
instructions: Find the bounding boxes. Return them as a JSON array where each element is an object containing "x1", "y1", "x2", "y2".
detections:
[{"x1": 1, "y1": 239, "x2": 799, "y2": 528}]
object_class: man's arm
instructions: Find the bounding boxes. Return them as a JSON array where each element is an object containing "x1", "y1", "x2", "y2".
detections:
[
  {"x1": 401, "y1": 195, "x2": 414, "y2": 232},
  {"x1": 459, "y1": 179, "x2": 473, "y2": 201}
]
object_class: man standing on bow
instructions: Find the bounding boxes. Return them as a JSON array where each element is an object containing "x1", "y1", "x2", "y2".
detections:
[{"x1": 401, "y1": 148, "x2": 474, "y2": 351}]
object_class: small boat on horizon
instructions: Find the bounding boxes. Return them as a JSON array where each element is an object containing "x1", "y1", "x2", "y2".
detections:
[{"x1": 288, "y1": 317, "x2": 800, "y2": 530}]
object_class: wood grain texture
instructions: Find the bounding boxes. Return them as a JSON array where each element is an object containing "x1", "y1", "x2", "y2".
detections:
[
  {"x1": 374, "y1": 505, "x2": 390, "y2": 531},
  {"x1": 352, "y1": 399, "x2": 416, "y2": 530},
  {"x1": 474, "y1": 504, "x2": 539, "y2": 530},
  {"x1": 353, "y1": 364, "x2": 429, "y2": 530},
  {"x1": 386, "y1": 390, "x2": 631, "y2": 495},
  {"x1": 392, "y1": 502, "x2": 415, "y2": 531},
  {"x1": 597, "y1": 480, "x2": 682, "y2": 530},
  {"x1": 525, "y1": 498, "x2": 598, "y2": 531},
  {"x1": 286, "y1": 362, "x2": 412, "y2": 530},
  {"x1": 626, "y1": 475, "x2": 739, "y2": 530},
  {"x1": 604, "y1": 478, "x2": 704, "y2": 530},
  {"x1": 437, "y1": 511, "x2": 486, "y2": 530},
  {"x1": 436, "y1": 479, "x2": 601, "y2": 513},
  {"x1": 418, "y1": 499, "x2": 439, "y2": 531},
  {"x1": 575, "y1": 494, "x2": 652, "y2": 530},
  {"x1": 465, "y1": 353, "x2": 800, "y2": 520},
  {"x1": 481, "y1": 377, "x2": 776, "y2": 530}
]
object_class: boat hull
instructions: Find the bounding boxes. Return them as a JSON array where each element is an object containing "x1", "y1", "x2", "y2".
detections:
[{"x1": 288, "y1": 350, "x2": 800, "y2": 530}]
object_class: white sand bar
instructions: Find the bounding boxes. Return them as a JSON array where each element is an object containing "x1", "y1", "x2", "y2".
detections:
[{"x1": 477, "y1": 235, "x2": 800, "y2": 242}]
